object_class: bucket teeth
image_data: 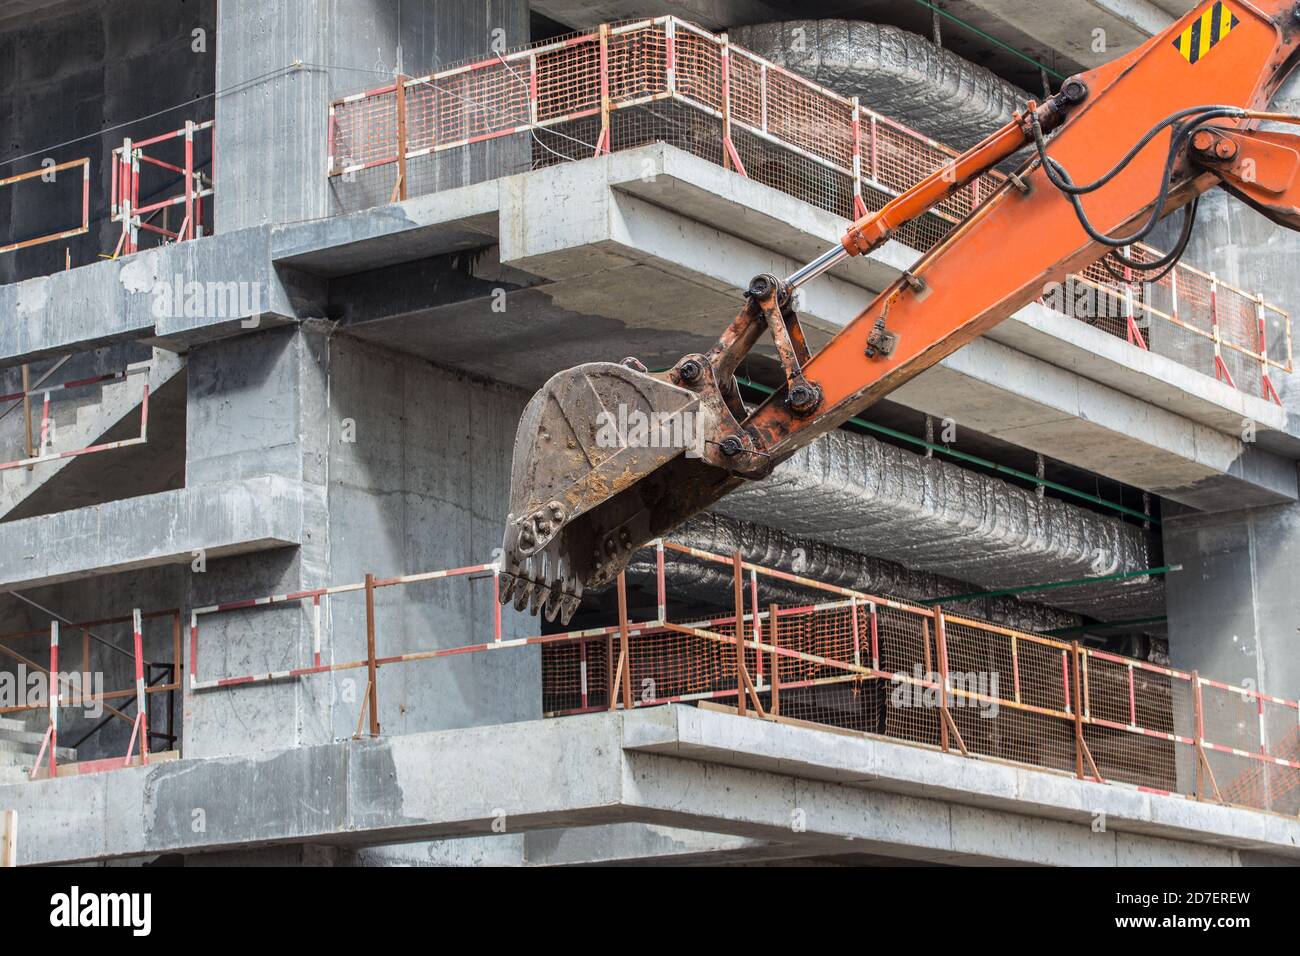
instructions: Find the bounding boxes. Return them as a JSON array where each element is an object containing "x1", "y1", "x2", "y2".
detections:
[
  {"x1": 512, "y1": 577, "x2": 532, "y2": 612},
  {"x1": 559, "y1": 592, "x2": 581, "y2": 626},
  {"x1": 529, "y1": 583, "x2": 548, "y2": 616},
  {"x1": 497, "y1": 572, "x2": 516, "y2": 606},
  {"x1": 543, "y1": 589, "x2": 563, "y2": 623}
]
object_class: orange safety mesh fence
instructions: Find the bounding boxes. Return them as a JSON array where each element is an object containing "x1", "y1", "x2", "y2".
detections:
[
  {"x1": 536, "y1": 541, "x2": 1300, "y2": 819},
  {"x1": 328, "y1": 15, "x2": 1292, "y2": 395},
  {"x1": 172, "y1": 538, "x2": 1300, "y2": 818}
]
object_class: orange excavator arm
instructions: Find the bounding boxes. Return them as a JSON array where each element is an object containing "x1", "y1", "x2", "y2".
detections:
[{"x1": 501, "y1": 0, "x2": 1300, "y2": 624}]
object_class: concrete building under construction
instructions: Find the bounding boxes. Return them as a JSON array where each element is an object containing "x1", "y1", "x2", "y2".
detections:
[{"x1": 0, "y1": 0, "x2": 1299, "y2": 867}]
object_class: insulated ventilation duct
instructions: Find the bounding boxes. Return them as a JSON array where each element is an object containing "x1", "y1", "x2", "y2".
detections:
[
  {"x1": 711, "y1": 430, "x2": 1164, "y2": 621},
  {"x1": 626, "y1": 511, "x2": 1080, "y2": 635},
  {"x1": 730, "y1": 20, "x2": 1031, "y2": 150}
]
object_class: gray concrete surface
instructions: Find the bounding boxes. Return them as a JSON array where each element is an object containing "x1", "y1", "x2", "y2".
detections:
[{"x1": 1, "y1": 706, "x2": 1295, "y2": 866}]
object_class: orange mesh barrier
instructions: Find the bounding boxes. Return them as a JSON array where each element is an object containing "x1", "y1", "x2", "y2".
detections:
[
  {"x1": 174, "y1": 538, "x2": 1298, "y2": 818},
  {"x1": 327, "y1": 16, "x2": 1291, "y2": 397},
  {"x1": 535, "y1": 541, "x2": 1300, "y2": 819}
]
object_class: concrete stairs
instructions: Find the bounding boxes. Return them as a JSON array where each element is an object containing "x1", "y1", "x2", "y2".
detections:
[
  {"x1": 0, "y1": 714, "x2": 76, "y2": 784},
  {"x1": 0, "y1": 348, "x2": 184, "y2": 520}
]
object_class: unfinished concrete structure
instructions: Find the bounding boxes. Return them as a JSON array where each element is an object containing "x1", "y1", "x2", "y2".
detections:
[{"x1": 0, "y1": 0, "x2": 1298, "y2": 866}]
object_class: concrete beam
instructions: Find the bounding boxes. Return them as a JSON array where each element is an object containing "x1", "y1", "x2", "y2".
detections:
[
  {"x1": 0, "y1": 225, "x2": 306, "y2": 366},
  {"x1": 960, "y1": 0, "x2": 1154, "y2": 67},
  {"x1": 0, "y1": 476, "x2": 305, "y2": 590},
  {"x1": 531, "y1": 0, "x2": 785, "y2": 32},
  {"x1": 1085, "y1": 0, "x2": 1175, "y2": 36},
  {"x1": 3, "y1": 707, "x2": 1296, "y2": 866}
]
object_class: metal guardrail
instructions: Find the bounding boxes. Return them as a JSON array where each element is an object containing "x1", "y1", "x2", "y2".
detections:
[
  {"x1": 0, "y1": 608, "x2": 181, "y2": 779},
  {"x1": 0, "y1": 159, "x2": 90, "y2": 256},
  {"x1": 184, "y1": 542, "x2": 1300, "y2": 819},
  {"x1": 328, "y1": 15, "x2": 1293, "y2": 403}
]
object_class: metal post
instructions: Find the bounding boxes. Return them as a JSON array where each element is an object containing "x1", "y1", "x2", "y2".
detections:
[
  {"x1": 0, "y1": 810, "x2": 15, "y2": 867},
  {"x1": 121, "y1": 137, "x2": 134, "y2": 255},
  {"x1": 365, "y1": 572, "x2": 380, "y2": 737},
  {"x1": 1072, "y1": 641, "x2": 1087, "y2": 779},
  {"x1": 48, "y1": 621, "x2": 58, "y2": 777},
  {"x1": 750, "y1": 568, "x2": 761, "y2": 685},
  {"x1": 616, "y1": 571, "x2": 633, "y2": 711},
  {"x1": 851, "y1": 97, "x2": 867, "y2": 219},
  {"x1": 184, "y1": 120, "x2": 195, "y2": 240},
  {"x1": 733, "y1": 550, "x2": 746, "y2": 716},
  {"x1": 719, "y1": 34, "x2": 746, "y2": 177},
  {"x1": 596, "y1": 24, "x2": 611, "y2": 156},
  {"x1": 133, "y1": 608, "x2": 148, "y2": 762},
  {"x1": 655, "y1": 539, "x2": 667, "y2": 623},
  {"x1": 933, "y1": 609, "x2": 949, "y2": 752},
  {"x1": 21, "y1": 364, "x2": 32, "y2": 471},
  {"x1": 394, "y1": 74, "x2": 409, "y2": 201},
  {"x1": 869, "y1": 602, "x2": 879, "y2": 671},
  {"x1": 664, "y1": 18, "x2": 676, "y2": 96},
  {"x1": 769, "y1": 602, "x2": 780, "y2": 716}
]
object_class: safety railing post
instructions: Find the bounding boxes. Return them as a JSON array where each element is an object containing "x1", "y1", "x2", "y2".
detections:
[
  {"x1": 1072, "y1": 642, "x2": 1087, "y2": 779},
  {"x1": 133, "y1": 608, "x2": 148, "y2": 763},
  {"x1": 120, "y1": 137, "x2": 134, "y2": 255},
  {"x1": 869, "y1": 601, "x2": 879, "y2": 672},
  {"x1": 719, "y1": 34, "x2": 746, "y2": 177},
  {"x1": 394, "y1": 74, "x2": 409, "y2": 201},
  {"x1": 870, "y1": 114, "x2": 879, "y2": 183},
  {"x1": 1210, "y1": 273, "x2": 1236, "y2": 388},
  {"x1": 1257, "y1": 294, "x2": 1282, "y2": 404},
  {"x1": 21, "y1": 364, "x2": 32, "y2": 470},
  {"x1": 48, "y1": 621, "x2": 58, "y2": 777},
  {"x1": 527, "y1": 52, "x2": 539, "y2": 127},
  {"x1": 365, "y1": 572, "x2": 380, "y2": 737},
  {"x1": 769, "y1": 602, "x2": 780, "y2": 716},
  {"x1": 733, "y1": 549, "x2": 746, "y2": 716},
  {"x1": 655, "y1": 538, "x2": 667, "y2": 624},
  {"x1": 934, "y1": 607, "x2": 952, "y2": 752},
  {"x1": 0, "y1": 810, "x2": 15, "y2": 867},
  {"x1": 184, "y1": 119, "x2": 195, "y2": 240},
  {"x1": 1192, "y1": 670, "x2": 1222, "y2": 802},
  {"x1": 750, "y1": 567, "x2": 761, "y2": 685},
  {"x1": 664, "y1": 18, "x2": 676, "y2": 96},
  {"x1": 851, "y1": 97, "x2": 868, "y2": 219},
  {"x1": 596, "y1": 23, "x2": 611, "y2": 156},
  {"x1": 616, "y1": 571, "x2": 633, "y2": 712}
]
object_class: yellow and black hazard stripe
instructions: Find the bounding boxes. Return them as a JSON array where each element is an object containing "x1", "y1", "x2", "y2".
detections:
[{"x1": 1173, "y1": 1, "x2": 1240, "y2": 65}]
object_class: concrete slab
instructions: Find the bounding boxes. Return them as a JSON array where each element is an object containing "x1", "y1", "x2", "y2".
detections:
[
  {"x1": 0, "y1": 475, "x2": 305, "y2": 590},
  {"x1": 2, "y1": 706, "x2": 1295, "y2": 866}
]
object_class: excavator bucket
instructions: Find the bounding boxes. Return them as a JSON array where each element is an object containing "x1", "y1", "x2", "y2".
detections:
[{"x1": 498, "y1": 361, "x2": 709, "y2": 625}]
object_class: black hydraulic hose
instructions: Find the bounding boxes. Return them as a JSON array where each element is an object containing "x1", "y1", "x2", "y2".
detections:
[
  {"x1": 1101, "y1": 196, "x2": 1199, "y2": 285},
  {"x1": 1031, "y1": 105, "x2": 1244, "y2": 249}
]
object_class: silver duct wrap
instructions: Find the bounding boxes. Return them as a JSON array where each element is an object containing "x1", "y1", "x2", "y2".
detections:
[
  {"x1": 730, "y1": 20, "x2": 1031, "y2": 150},
  {"x1": 711, "y1": 430, "x2": 1163, "y2": 621},
  {"x1": 626, "y1": 511, "x2": 1080, "y2": 635}
]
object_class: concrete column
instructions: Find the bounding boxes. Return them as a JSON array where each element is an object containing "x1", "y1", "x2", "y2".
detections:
[
  {"x1": 214, "y1": 0, "x2": 527, "y2": 231},
  {"x1": 1164, "y1": 500, "x2": 1300, "y2": 701}
]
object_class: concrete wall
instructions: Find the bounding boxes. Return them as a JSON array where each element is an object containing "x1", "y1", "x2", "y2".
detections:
[
  {"x1": 0, "y1": 0, "x2": 216, "y2": 283},
  {"x1": 180, "y1": 326, "x2": 536, "y2": 758},
  {"x1": 1164, "y1": 500, "x2": 1300, "y2": 703},
  {"x1": 215, "y1": 0, "x2": 528, "y2": 231}
]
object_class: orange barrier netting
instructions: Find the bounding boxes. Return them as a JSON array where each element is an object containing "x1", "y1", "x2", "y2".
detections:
[
  {"x1": 328, "y1": 15, "x2": 1292, "y2": 401},
  {"x1": 177, "y1": 535, "x2": 1299, "y2": 817},
  {"x1": 173, "y1": 538, "x2": 1300, "y2": 816}
]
